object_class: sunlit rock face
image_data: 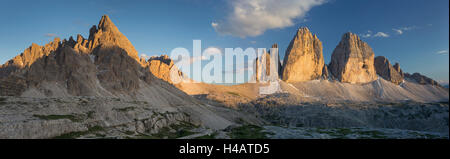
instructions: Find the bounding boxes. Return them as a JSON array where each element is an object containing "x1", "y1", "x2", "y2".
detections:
[
  {"x1": 281, "y1": 27, "x2": 324, "y2": 83},
  {"x1": 374, "y1": 56, "x2": 404, "y2": 85},
  {"x1": 147, "y1": 55, "x2": 185, "y2": 84},
  {"x1": 86, "y1": 15, "x2": 141, "y2": 62},
  {"x1": 0, "y1": 15, "x2": 151, "y2": 96},
  {"x1": 329, "y1": 32, "x2": 377, "y2": 84}
]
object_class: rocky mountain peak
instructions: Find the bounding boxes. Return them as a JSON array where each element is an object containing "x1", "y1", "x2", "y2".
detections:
[
  {"x1": 329, "y1": 32, "x2": 377, "y2": 84},
  {"x1": 281, "y1": 27, "x2": 324, "y2": 82},
  {"x1": 374, "y1": 56, "x2": 404, "y2": 85},
  {"x1": 147, "y1": 55, "x2": 185, "y2": 84},
  {"x1": 87, "y1": 15, "x2": 140, "y2": 62},
  {"x1": 98, "y1": 15, "x2": 119, "y2": 33},
  {"x1": 393, "y1": 62, "x2": 404, "y2": 77},
  {"x1": 404, "y1": 72, "x2": 442, "y2": 87}
]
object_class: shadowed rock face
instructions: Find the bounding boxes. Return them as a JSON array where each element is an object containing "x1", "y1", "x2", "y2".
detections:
[
  {"x1": 322, "y1": 64, "x2": 330, "y2": 80},
  {"x1": 329, "y1": 32, "x2": 377, "y2": 84},
  {"x1": 0, "y1": 15, "x2": 156, "y2": 96},
  {"x1": 405, "y1": 72, "x2": 442, "y2": 87},
  {"x1": 282, "y1": 27, "x2": 324, "y2": 82},
  {"x1": 374, "y1": 56, "x2": 404, "y2": 85},
  {"x1": 0, "y1": 39, "x2": 61, "y2": 78},
  {"x1": 0, "y1": 15, "x2": 141, "y2": 76},
  {"x1": 86, "y1": 15, "x2": 141, "y2": 62},
  {"x1": 393, "y1": 63, "x2": 404, "y2": 77}
]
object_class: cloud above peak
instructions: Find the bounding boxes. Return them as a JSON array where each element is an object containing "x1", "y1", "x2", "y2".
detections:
[
  {"x1": 392, "y1": 26, "x2": 416, "y2": 35},
  {"x1": 45, "y1": 33, "x2": 57, "y2": 37},
  {"x1": 212, "y1": 0, "x2": 326, "y2": 38},
  {"x1": 436, "y1": 50, "x2": 448, "y2": 55},
  {"x1": 373, "y1": 32, "x2": 389, "y2": 38},
  {"x1": 360, "y1": 30, "x2": 389, "y2": 38}
]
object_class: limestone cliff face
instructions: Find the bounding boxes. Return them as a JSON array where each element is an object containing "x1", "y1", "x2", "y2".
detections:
[
  {"x1": 322, "y1": 64, "x2": 330, "y2": 80},
  {"x1": 329, "y1": 32, "x2": 377, "y2": 84},
  {"x1": 374, "y1": 56, "x2": 404, "y2": 85},
  {"x1": 281, "y1": 27, "x2": 324, "y2": 82},
  {"x1": 393, "y1": 63, "x2": 404, "y2": 77},
  {"x1": 404, "y1": 73, "x2": 441, "y2": 87},
  {"x1": 147, "y1": 55, "x2": 185, "y2": 84},
  {"x1": 0, "y1": 15, "x2": 153, "y2": 96},
  {"x1": 86, "y1": 15, "x2": 140, "y2": 62},
  {"x1": 0, "y1": 38, "x2": 61, "y2": 78},
  {"x1": 253, "y1": 44, "x2": 281, "y2": 82},
  {"x1": 390, "y1": 62, "x2": 440, "y2": 86}
]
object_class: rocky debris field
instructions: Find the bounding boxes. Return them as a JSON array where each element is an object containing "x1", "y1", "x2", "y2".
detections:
[
  {"x1": 237, "y1": 100, "x2": 449, "y2": 135},
  {"x1": 0, "y1": 96, "x2": 196, "y2": 139},
  {"x1": 263, "y1": 126, "x2": 448, "y2": 139}
]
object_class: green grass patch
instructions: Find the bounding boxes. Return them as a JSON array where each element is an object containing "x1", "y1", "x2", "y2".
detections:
[
  {"x1": 135, "y1": 122, "x2": 198, "y2": 139},
  {"x1": 0, "y1": 97, "x2": 6, "y2": 105},
  {"x1": 408, "y1": 131, "x2": 441, "y2": 139},
  {"x1": 229, "y1": 125, "x2": 269, "y2": 139},
  {"x1": 33, "y1": 114, "x2": 83, "y2": 122},
  {"x1": 195, "y1": 132, "x2": 218, "y2": 139},
  {"x1": 52, "y1": 126, "x2": 106, "y2": 139},
  {"x1": 124, "y1": 131, "x2": 135, "y2": 135},
  {"x1": 86, "y1": 111, "x2": 95, "y2": 118},
  {"x1": 113, "y1": 106, "x2": 136, "y2": 112},
  {"x1": 355, "y1": 130, "x2": 387, "y2": 139}
]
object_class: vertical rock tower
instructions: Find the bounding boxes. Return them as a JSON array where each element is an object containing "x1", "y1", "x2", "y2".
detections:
[
  {"x1": 374, "y1": 56, "x2": 404, "y2": 85},
  {"x1": 329, "y1": 32, "x2": 377, "y2": 84},
  {"x1": 253, "y1": 44, "x2": 281, "y2": 82},
  {"x1": 281, "y1": 27, "x2": 324, "y2": 82}
]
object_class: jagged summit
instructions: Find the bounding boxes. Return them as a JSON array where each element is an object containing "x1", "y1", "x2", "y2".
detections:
[
  {"x1": 86, "y1": 15, "x2": 140, "y2": 61},
  {"x1": 98, "y1": 15, "x2": 119, "y2": 32},
  {"x1": 374, "y1": 56, "x2": 404, "y2": 85},
  {"x1": 281, "y1": 27, "x2": 324, "y2": 82},
  {"x1": 0, "y1": 15, "x2": 144, "y2": 79},
  {"x1": 297, "y1": 27, "x2": 310, "y2": 32},
  {"x1": 0, "y1": 15, "x2": 152, "y2": 96},
  {"x1": 329, "y1": 32, "x2": 377, "y2": 84}
]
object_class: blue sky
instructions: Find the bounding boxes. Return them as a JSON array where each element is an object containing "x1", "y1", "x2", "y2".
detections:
[{"x1": 0, "y1": 0, "x2": 448, "y2": 82}]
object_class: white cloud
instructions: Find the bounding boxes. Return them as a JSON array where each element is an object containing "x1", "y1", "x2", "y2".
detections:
[
  {"x1": 176, "y1": 47, "x2": 223, "y2": 65},
  {"x1": 436, "y1": 50, "x2": 448, "y2": 55},
  {"x1": 212, "y1": 0, "x2": 326, "y2": 38},
  {"x1": 437, "y1": 80, "x2": 449, "y2": 86},
  {"x1": 392, "y1": 26, "x2": 416, "y2": 35},
  {"x1": 211, "y1": 22, "x2": 218, "y2": 28},
  {"x1": 373, "y1": 32, "x2": 389, "y2": 38},
  {"x1": 361, "y1": 30, "x2": 373, "y2": 38},
  {"x1": 140, "y1": 53, "x2": 150, "y2": 60},
  {"x1": 392, "y1": 29, "x2": 403, "y2": 35},
  {"x1": 361, "y1": 30, "x2": 389, "y2": 38},
  {"x1": 45, "y1": 33, "x2": 57, "y2": 37}
]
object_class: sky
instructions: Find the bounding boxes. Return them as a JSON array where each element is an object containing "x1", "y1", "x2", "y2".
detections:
[{"x1": 0, "y1": 0, "x2": 448, "y2": 83}]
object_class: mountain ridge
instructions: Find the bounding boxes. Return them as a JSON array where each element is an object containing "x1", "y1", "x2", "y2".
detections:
[{"x1": 0, "y1": 16, "x2": 446, "y2": 101}]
